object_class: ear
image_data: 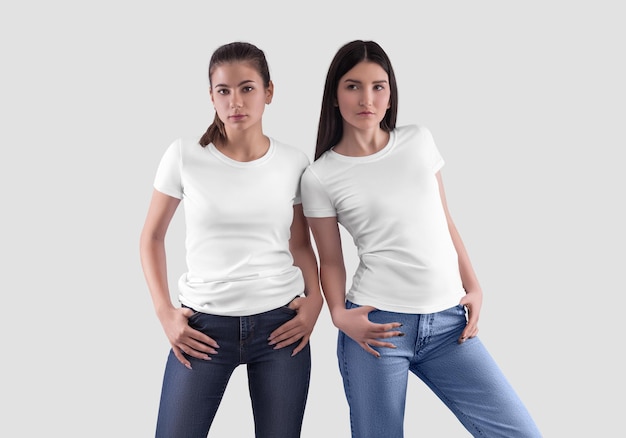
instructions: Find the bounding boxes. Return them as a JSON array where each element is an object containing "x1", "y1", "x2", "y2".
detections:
[
  {"x1": 265, "y1": 80, "x2": 274, "y2": 104},
  {"x1": 209, "y1": 86, "x2": 215, "y2": 105}
]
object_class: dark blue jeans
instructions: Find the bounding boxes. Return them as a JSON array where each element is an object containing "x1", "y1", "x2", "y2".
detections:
[{"x1": 155, "y1": 304, "x2": 311, "y2": 438}]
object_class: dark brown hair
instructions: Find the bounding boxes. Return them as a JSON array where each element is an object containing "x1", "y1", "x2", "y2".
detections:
[
  {"x1": 314, "y1": 40, "x2": 398, "y2": 160},
  {"x1": 199, "y1": 42, "x2": 271, "y2": 147}
]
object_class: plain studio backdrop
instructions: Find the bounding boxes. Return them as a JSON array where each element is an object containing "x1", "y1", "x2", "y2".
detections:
[{"x1": 1, "y1": 1, "x2": 623, "y2": 436}]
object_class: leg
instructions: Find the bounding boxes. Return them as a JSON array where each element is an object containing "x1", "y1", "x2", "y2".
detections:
[
  {"x1": 338, "y1": 301, "x2": 418, "y2": 438},
  {"x1": 410, "y1": 304, "x2": 542, "y2": 437},
  {"x1": 245, "y1": 305, "x2": 311, "y2": 438},
  {"x1": 155, "y1": 312, "x2": 240, "y2": 438}
]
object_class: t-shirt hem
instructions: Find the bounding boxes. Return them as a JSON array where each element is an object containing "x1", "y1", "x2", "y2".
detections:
[
  {"x1": 153, "y1": 185, "x2": 182, "y2": 200},
  {"x1": 303, "y1": 208, "x2": 336, "y2": 218},
  {"x1": 179, "y1": 293, "x2": 304, "y2": 317},
  {"x1": 346, "y1": 293, "x2": 464, "y2": 314}
]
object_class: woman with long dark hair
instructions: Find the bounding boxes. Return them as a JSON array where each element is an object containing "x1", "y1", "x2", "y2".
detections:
[{"x1": 301, "y1": 39, "x2": 541, "y2": 437}]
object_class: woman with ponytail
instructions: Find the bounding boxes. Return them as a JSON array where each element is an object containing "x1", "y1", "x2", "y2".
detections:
[{"x1": 140, "y1": 41, "x2": 322, "y2": 438}]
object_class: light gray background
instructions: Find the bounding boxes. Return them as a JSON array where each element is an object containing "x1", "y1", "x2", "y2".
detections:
[{"x1": 1, "y1": 1, "x2": 624, "y2": 436}]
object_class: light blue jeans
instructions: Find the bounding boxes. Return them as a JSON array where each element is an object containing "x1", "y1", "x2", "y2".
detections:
[{"x1": 338, "y1": 301, "x2": 542, "y2": 437}]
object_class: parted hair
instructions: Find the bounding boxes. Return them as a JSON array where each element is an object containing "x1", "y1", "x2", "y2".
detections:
[
  {"x1": 199, "y1": 42, "x2": 271, "y2": 147},
  {"x1": 314, "y1": 40, "x2": 398, "y2": 160}
]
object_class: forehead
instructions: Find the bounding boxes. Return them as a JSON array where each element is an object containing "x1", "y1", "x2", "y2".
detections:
[
  {"x1": 341, "y1": 61, "x2": 388, "y2": 81},
  {"x1": 210, "y1": 61, "x2": 261, "y2": 86}
]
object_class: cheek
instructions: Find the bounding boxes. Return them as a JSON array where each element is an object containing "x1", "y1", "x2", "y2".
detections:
[
  {"x1": 375, "y1": 94, "x2": 391, "y2": 108},
  {"x1": 212, "y1": 98, "x2": 229, "y2": 113},
  {"x1": 336, "y1": 93, "x2": 356, "y2": 112}
]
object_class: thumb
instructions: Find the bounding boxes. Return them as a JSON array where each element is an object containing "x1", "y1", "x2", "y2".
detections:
[
  {"x1": 289, "y1": 297, "x2": 303, "y2": 310},
  {"x1": 360, "y1": 306, "x2": 377, "y2": 314},
  {"x1": 180, "y1": 307, "x2": 194, "y2": 318}
]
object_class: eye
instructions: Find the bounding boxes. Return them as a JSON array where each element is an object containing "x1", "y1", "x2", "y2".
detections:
[
  {"x1": 374, "y1": 84, "x2": 385, "y2": 91},
  {"x1": 346, "y1": 84, "x2": 358, "y2": 90},
  {"x1": 242, "y1": 86, "x2": 254, "y2": 93},
  {"x1": 216, "y1": 88, "x2": 229, "y2": 95}
]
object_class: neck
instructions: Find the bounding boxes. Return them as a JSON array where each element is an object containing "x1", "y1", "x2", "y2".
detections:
[
  {"x1": 334, "y1": 126, "x2": 389, "y2": 157},
  {"x1": 216, "y1": 129, "x2": 270, "y2": 162}
]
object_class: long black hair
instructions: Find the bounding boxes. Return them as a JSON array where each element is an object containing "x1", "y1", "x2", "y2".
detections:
[
  {"x1": 199, "y1": 42, "x2": 271, "y2": 147},
  {"x1": 314, "y1": 40, "x2": 398, "y2": 160}
]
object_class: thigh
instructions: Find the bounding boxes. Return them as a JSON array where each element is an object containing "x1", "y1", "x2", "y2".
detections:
[
  {"x1": 155, "y1": 312, "x2": 240, "y2": 438},
  {"x1": 246, "y1": 306, "x2": 312, "y2": 438},
  {"x1": 411, "y1": 305, "x2": 541, "y2": 437},
  {"x1": 338, "y1": 302, "x2": 417, "y2": 438}
]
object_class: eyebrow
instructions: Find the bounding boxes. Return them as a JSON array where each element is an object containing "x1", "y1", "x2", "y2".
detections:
[
  {"x1": 214, "y1": 79, "x2": 257, "y2": 88},
  {"x1": 343, "y1": 78, "x2": 388, "y2": 85}
]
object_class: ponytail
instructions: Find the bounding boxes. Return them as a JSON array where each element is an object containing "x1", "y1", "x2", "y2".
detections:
[
  {"x1": 199, "y1": 113, "x2": 227, "y2": 147},
  {"x1": 199, "y1": 41, "x2": 270, "y2": 148}
]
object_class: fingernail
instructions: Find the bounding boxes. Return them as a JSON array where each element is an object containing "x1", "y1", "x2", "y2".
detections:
[{"x1": 398, "y1": 332, "x2": 405, "y2": 337}]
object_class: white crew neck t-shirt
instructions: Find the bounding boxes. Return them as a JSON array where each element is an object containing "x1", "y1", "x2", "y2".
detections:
[
  {"x1": 301, "y1": 124, "x2": 465, "y2": 314},
  {"x1": 154, "y1": 137, "x2": 309, "y2": 316}
]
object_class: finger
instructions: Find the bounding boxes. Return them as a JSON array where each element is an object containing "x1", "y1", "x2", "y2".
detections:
[
  {"x1": 187, "y1": 327, "x2": 220, "y2": 349},
  {"x1": 367, "y1": 339, "x2": 397, "y2": 349},
  {"x1": 180, "y1": 307, "x2": 195, "y2": 318},
  {"x1": 371, "y1": 321, "x2": 403, "y2": 332},
  {"x1": 288, "y1": 297, "x2": 303, "y2": 310},
  {"x1": 272, "y1": 333, "x2": 302, "y2": 349},
  {"x1": 174, "y1": 348, "x2": 192, "y2": 370},
  {"x1": 360, "y1": 342, "x2": 380, "y2": 358},
  {"x1": 291, "y1": 336, "x2": 310, "y2": 357},
  {"x1": 267, "y1": 318, "x2": 299, "y2": 343},
  {"x1": 458, "y1": 325, "x2": 478, "y2": 343},
  {"x1": 180, "y1": 342, "x2": 214, "y2": 360},
  {"x1": 467, "y1": 310, "x2": 480, "y2": 327},
  {"x1": 458, "y1": 330, "x2": 469, "y2": 344},
  {"x1": 186, "y1": 330, "x2": 220, "y2": 351},
  {"x1": 185, "y1": 339, "x2": 218, "y2": 356},
  {"x1": 371, "y1": 329, "x2": 404, "y2": 339},
  {"x1": 183, "y1": 329, "x2": 220, "y2": 355}
]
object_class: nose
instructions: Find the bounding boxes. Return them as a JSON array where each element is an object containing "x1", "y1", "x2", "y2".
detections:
[
  {"x1": 230, "y1": 92, "x2": 243, "y2": 109},
  {"x1": 359, "y1": 89, "x2": 373, "y2": 107}
]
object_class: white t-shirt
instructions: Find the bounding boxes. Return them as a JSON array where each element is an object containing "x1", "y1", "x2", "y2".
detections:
[
  {"x1": 154, "y1": 137, "x2": 309, "y2": 316},
  {"x1": 301, "y1": 125, "x2": 465, "y2": 314}
]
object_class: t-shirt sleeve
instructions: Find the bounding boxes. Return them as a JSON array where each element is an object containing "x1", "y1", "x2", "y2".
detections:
[
  {"x1": 293, "y1": 151, "x2": 311, "y2": 206},
  {"x1": 153, "y1": 139, "x2": 183, "y2": 199},
  {"x1": 300, "y1": 167, "x2": 336, "y2": 218},
  {"x1": 422, "y1": 126, "x2": 445, "y2": 173}
]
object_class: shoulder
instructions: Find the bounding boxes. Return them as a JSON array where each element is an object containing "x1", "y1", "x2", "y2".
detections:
[
  {"x1": 394, "y1": 124, "x2": 434, "y2": 142},
  {"x1": 163, "y1": 136, "x2": 203, "y2": 155},
  {"x1": 271, "y1": 138, "x2": 311, "y2": 168}
]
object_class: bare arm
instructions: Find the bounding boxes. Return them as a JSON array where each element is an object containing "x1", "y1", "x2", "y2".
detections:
[
  {"x1": 139, "y1": 189, "x2": 219, "y2": 368},
  {"x1": 268, "y1": 204, "x2": 323, "y2": 355},
  {"x1": 436, "y1": 172, "x2": 483, "y2": 343},
  {"x1": 306, "y1": 216, "x2": 402, "y2": 357}
]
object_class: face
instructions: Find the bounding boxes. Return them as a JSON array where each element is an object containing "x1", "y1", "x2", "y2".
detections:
[
  {"x1": 210, "y1": 61, "x2": 273, "y2": 133},
  {"x1": 336, "y1": 61, "x2": 391, "y2": 131}
]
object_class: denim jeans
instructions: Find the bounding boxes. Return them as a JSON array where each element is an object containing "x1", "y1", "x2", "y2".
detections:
[
  {"x1": 155, "y1": 304, "x2": 311, "y2": 438},
  {"x1": 338, "y1": 301, "x2": 541, "y2": 438}
]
